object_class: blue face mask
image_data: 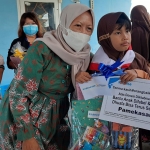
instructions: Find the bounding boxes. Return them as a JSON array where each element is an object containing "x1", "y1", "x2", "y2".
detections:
[{"x1": 23, "y1": 25, "x2": 38, "y2": 36}]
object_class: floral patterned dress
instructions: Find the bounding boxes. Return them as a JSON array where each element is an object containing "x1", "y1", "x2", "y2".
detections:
[{"x1": 0, "y1": 41, "x2": 74, "y2": 150}]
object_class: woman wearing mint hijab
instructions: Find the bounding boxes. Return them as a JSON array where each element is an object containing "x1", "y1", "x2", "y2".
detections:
[{"x1": 0, "y1": 3, "x2": 94, "y2": 150}]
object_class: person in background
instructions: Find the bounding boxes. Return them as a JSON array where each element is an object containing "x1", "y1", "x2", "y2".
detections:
[
  {"x1": 131, "y1": 5, "x2": 150, "y2": 149},
  {"x1": 131, "y1": 5, "x2": 150, "y2": 66},
  {"x1": 7, "y1": 12, "x2": 44, "y2": 69},
  {"x1": 0, "y1": 55, "x2": 4, "y2": 83},
  {"x1": 0, "y1": 3, "x2": 94, "y2": 150}
]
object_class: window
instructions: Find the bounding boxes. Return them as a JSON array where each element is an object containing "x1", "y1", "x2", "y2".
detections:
[{"x1": 17, "y1": 0, "x2": 61, "y2": 31}]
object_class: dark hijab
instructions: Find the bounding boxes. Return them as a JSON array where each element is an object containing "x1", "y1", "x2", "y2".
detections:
[
  {"x1": 97, "y1": 12, "x2": 127, "y2": 60},
  {"x1": 131, "y1": 5, "x2": 150, "y2": 61},
  {"x1": 97, "y1": 12, "x2": 150, "y2": 73}
]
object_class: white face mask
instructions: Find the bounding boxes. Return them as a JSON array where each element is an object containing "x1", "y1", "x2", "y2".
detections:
[{"x1": 62, "y1": 28, "x2": 90, "y2": 52}]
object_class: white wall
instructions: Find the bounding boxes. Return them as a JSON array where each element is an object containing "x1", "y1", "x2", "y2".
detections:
[{"x1": 131, "y1": 0, "x2": 150, "y2": 12}]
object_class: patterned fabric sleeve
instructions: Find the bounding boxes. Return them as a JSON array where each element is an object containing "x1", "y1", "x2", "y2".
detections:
[{"x1": 9, "y1": 41, "x2": 51, "y2": 141}]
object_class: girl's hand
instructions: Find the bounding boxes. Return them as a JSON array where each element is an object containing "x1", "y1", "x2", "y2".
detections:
[
  {"x1": 76, "y1": 71, "x2": 91, "y2": 83},
  {"x1": 22, "y1": 137, "x2": 41, "y2": 150},
  {"x1": 120, "y1": 69, "x2": 137, "y2": 84}
]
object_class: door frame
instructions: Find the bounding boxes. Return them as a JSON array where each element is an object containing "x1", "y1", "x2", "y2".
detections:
[{"x1": 16, "y1": 0, "x2": 61, "y2": 28}]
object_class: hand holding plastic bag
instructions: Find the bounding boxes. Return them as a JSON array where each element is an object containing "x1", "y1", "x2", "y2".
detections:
[
  {"x1": 10, "y1": 56, "x2": 21, "y2": 68},
  {"x1": 10, "y1": 42, "x2": 27, "y2": 68}
]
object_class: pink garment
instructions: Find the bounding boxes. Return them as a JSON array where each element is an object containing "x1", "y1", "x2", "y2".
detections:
[{"x1": 76, "y1": 83, "x2": 84, "y2": 100}]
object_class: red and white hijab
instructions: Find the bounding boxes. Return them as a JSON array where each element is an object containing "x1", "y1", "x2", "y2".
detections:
[{"x1": 89, "y1": 46, "x2": 135, "y2": 71}]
